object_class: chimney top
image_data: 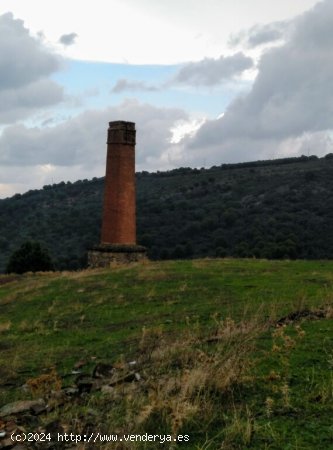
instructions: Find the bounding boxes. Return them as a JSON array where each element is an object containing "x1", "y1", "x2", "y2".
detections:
[
  {"x1": 107, "y1": 121, "x2": 136, "y2": 145},
  {"x1": 109, "y1": 121, "x2": 135, "y2": 129}
]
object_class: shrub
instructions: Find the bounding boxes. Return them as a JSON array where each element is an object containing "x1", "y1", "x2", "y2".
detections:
[{"x1": 6, "y1": 241, "x2": 53, "y2": 274}]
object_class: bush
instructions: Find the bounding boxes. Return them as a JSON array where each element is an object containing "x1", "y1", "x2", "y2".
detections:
[{"x1": 6, "y1": 241, "x2": 53, "y2": 274}]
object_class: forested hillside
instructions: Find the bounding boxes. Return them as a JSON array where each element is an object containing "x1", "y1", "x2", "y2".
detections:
[{"x1": 1, "y1": 154, "x2": 333, "y2": 272}]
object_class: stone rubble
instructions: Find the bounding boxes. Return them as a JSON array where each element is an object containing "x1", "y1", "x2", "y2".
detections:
[{"x1": 0, "y1": 360, "x2": 142, "y2": 449}]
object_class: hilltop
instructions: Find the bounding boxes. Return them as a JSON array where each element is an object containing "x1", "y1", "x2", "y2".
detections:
[
  {"x1": 0, "y1": 259, "x2": 333, "y2": 449},
  {"x1": 1, "y1": 154, "x2": 333, "y2": 272}
]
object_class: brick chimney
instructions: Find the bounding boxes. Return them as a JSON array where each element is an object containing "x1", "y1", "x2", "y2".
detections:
[
  {"x1": 101, "y1": 121, "x2": 136, "y2": 245},
  {"x1": 88, "y1": 121, "x2": 146, "y2": 268}
]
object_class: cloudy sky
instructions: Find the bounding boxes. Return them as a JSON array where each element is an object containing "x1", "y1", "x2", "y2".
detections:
[{"x1": 0, "y1": 0, "x2": 331, "y2": 198}]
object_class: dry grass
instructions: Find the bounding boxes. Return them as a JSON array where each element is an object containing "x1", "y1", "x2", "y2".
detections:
[
  {"x1": 0, "y1": 277, "x2": 51, "y2": 304},
  {"x1": 26, "y1": 368, "x2": 62, "y2": 398},
  {"x1": 70, "y1": 314, "x2": 270, "y2": 449},
  {"x1": 0, "y1": 321, "x2": 11, "y2": 332},
  {"x1": 114, "y1": 315, "x2": 268, "y2": 439},
  {"x1": 135, "y1": 265, "x2": 170, "y2": 282}
]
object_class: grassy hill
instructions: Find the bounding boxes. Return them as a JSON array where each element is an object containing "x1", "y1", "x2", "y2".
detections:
[
  {"x1": 2, "y1": 154, "x2": 333, "y2": 272},
  {"x1": 1, "y1": 259, "x2": 333, "y2": 449}
]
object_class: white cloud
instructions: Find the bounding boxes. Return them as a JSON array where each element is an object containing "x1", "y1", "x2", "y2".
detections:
[
  {"x1": 0, "y1": 100, "x2": 189, "y2": 195},
  {"x1": 0, "y1": 12, "x2": 63, "y2": 123},
  {"x1": 0, "y1": 0, "x2": 319, "y2": 63},
  {"x1": 184, "y1": 0, "x2": 333, "y2": 164},
  {"x1": 0, "y1": 0, "x2": 330, "y2": 199},
  {"x1": 170, "y1": 118, "x2": 206, "y2": 144}
]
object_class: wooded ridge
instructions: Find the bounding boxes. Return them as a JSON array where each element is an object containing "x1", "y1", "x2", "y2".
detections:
[{"x1": 1, "y1": 154, "x2": 333, "y2": 272}]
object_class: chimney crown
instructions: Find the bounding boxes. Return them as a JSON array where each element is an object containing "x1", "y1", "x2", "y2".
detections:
[{"x1": 107, "y1": 121, "x2": 136, "y2": 145}]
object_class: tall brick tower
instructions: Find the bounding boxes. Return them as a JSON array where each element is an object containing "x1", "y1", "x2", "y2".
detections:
[
  {"x1": 88, "y1": 121, "x2": 146, "y2": 268},
  {"x1": 101, "y1": 121, "x2": 136, "y2": 245}
]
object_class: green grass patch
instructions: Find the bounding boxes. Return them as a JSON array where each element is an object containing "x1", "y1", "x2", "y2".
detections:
[{"x1": 1, "y1": 258, "x2": 333, "y2": 448}]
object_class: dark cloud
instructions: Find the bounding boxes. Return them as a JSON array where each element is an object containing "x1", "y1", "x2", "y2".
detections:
[
  {"x1": 187, "y1": 0, "x2": 333, "y2": 162},
  {"x1": 248, "y1": 23, "x2": 287, "y2": 47},
  {"x1": 0, "y1": 13, "x2": 61, "y2": 90},
  {"x1": 59, "y1": 32, "x2": 78, "y2": 46},
  {"x1": 111, "y1": 79, "x2": 159, "y2": 93},
  {"x1": 0, "y1": 12, "x2": 63, "y2": 123},
  {"x1": 173, "y1": 52, "x2": 254, "y2": 86},
  {"x1": 0, "y1": 79, "x2": 63, "y2": 124},
  {"x1": 229, "y1": 21, "x2": 289, "y2": 48},
  {"x1": 0, "y1": 100, "x2": 188, "y2": 168}
]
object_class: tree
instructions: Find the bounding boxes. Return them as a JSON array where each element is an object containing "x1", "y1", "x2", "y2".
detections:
[{"x1": 6, "y1": 241, "x2": 53, "y2": 274}]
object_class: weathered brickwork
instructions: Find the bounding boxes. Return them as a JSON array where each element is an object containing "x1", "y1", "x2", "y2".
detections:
[
  {"x1": 88, "y1": 121, "x2": 147, "y2": 268},
  {"x1": 101, "y1": 121, "x2": 136, "y2": 245}
]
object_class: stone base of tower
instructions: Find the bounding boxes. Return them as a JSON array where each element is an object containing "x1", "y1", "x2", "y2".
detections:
[{"x1": 87, "y1": 244, "x2": 147, "y2": 268}]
